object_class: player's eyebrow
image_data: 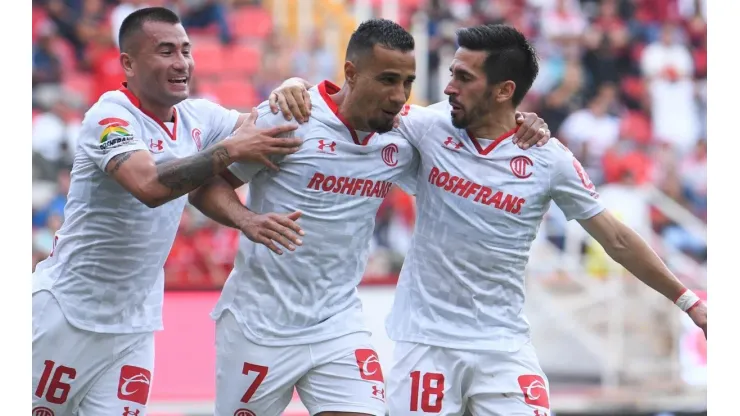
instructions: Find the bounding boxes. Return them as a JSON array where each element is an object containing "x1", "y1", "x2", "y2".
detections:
[
  {"x1": 156, "y1": 41, "x2": 191, "y2": 50},
  {"x1": 377, "y1": 71, "x2": 416, "y2": 81},
  {"x1": 449, "y1": 66, "x2": 475, "y2": 78}
]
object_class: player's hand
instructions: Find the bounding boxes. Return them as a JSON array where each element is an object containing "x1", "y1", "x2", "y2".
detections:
[
  {"x1": 239, "y1": 211, "x2": 305, "y2": 255},
  {"x1": 269, "y1": 77, "x2": 313, "y2": 123},
  {"x1": 513, "y1": 112, "x2": 551, "y2": 150},
  {"x1": 226, "y1": 109, "x2": 302, "y2": 171},
  {"x1": 688, "y1": 301, "x2": 707, "y2": 339}
]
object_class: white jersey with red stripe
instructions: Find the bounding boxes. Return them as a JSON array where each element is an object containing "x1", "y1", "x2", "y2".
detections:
[
  {"x1": 32, "y1": 85, "x2": 240, "y2": 334},
  {"x1": 212, "y1": 81, "x2": 419, "y2": 346},
  {"x1": 385, "y1": 104, "x2": 605, "y2": 352}
]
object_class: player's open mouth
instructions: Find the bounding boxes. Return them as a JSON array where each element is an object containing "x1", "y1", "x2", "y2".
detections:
[{"x1": 168, "y1": 77, "x2": 188, "y2": 84}]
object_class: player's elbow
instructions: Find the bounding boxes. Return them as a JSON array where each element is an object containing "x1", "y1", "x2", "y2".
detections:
[{"x1": 602, "y1": 225, "x2": 632, "y2": 262}]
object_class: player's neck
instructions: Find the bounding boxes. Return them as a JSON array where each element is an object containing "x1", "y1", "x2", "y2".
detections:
[
  {"x1": 332, "y1": 86, "x2": 368, "y2": 132},
  {"x1": 125, "y1": 83, "x2": 175, "y2": 122},
  {"x1": 468, "y1": 110, "x2": 517, "y2": 140}
]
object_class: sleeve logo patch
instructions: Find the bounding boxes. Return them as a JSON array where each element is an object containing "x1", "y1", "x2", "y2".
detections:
[{"x1": 98, "y1": 117, "x2": 135, "y2": 150}]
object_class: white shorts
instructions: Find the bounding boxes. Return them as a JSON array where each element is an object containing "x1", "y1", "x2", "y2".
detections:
[
  {"x1": 387, "y1": 341, "x2": 550, "y2": 416},
  {"x1": 32, "y1": 291, "x2": 155, "y2": 416},
  {"x1": 215, "y1": 310, "x2": 387, "y2": 416}
]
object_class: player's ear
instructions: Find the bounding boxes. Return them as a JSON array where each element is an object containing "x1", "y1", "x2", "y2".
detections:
[
  {"x1": 344, "y1": 61, "x2": 358, "y2": 87},
  {"x1": 120, "y1": 53, "x2": 135, "y2": 77},
  {"x1": 494, "y1": 80, "x2": 516, "y2": 104}
]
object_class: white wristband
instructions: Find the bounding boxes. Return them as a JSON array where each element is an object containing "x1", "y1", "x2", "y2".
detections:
[{"x1": 675, "y1": 289, "x2": 701, "y2": 312}]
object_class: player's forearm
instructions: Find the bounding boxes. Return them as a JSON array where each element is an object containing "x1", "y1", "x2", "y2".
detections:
[
  {"x1": 146, "y1": 143, "x2": 235, "y2": 207},
  {"x1": 603, "y1": 225, "x2": 687, "y2": 303},
  {"x1": 188, "y1": 175, "x2": 253, "y2": 229}
]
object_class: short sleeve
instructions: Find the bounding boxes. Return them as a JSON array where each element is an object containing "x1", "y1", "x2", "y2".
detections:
[
  {"x1": 227, "y1": 101, "x2": 298, "y2": 183},
  {"x1": 189, "y1": 99, "x2": 241, "y2": 149},
  {"x1": 394, "y1": 149, "x2": 420, "y2": 195},
  {"x1": 549, "y1": 139, "x2": 605, "y2": 221},
  {"x1": 396, "y1": 104, "x2": 437, "y2": 149},
  {"x1": 79, "y1": 103, "x2": 148, "y2": 171}
]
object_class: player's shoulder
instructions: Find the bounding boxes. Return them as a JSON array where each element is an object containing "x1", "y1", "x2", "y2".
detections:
[
  {"x1": 525, "y1": 137, "x2": 575, "y2": 166},
  {"x1": 175, "y1": 97, "x2": 222, "y2": 114},
  {"x1": 82, "y1": 92, "x2": 139, "y2": 131},
  {"x1": 399, "y1": 102, "x2": 446, "y2": 124}
]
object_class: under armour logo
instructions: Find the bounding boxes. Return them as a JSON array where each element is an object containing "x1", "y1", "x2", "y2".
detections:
[
  {"x1": 149, "y1": 139, "x2": 164, "y2": 153},
  {"x1": 443, "y1": 137, "x2": 463, "y2": 149},
  {"x1": 122, "y1": 407, "x2": 140, "y2": 416},
  {"x1": 318, "y1": 140, "x2": 337, "y2": 153},
  {"x1": 372, "y1": 385, "x2": 385, "y2": 399}
]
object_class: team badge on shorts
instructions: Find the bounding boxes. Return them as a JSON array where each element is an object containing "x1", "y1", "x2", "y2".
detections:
[
  {"x1": 517, "y1": 374, "x2": 549, "y2": 409},
  {"x1": 32, "y1": 406, "x2": 54, "y2": 416},
  {"x1": 234, "y1": 409, "x2": 257, "y2": 416},
  {"x1": 117, "y1": 365, "x2": 151, "y2": 405},
  {"x1": 354, "y1": 349, "x2": 384, "y2": 382}
]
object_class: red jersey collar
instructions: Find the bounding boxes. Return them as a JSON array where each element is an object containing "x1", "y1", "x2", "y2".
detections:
[
  {"x1": 317, "y1": 80, "x2": 375, "y2": 146},
  {"x1": 119, "y1": 82, "x2": 178, "y2": 141}
]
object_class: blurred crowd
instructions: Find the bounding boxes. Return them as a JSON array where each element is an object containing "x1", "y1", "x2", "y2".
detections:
[{"x1": 32, "y1": 0, "x2": 707, "y2": 288}]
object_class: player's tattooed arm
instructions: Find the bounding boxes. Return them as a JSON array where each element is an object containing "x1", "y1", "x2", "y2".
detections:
[
  {"x1": 105, "y1": 111, "x2": 301, "y2": 208},
  {"x1": 105, "y1": 145, "x2": 233, "y2": 207},
  {"x1": 189, "y1": 171, "x2": 304, "y2": 255}
]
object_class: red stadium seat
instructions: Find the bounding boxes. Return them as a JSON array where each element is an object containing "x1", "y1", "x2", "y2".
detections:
[
  {"x1": 64, "y1": 72, "x2": 93, "y2": 105},
  {"x1": 214, "y1": 79, "x2": 259, "y2": 110},
  {"x1": 230, "y1": 7, "x2": 273, "y2": 39},
  {"x1": 224, "y1": 44, "x2": 261, "y2": 75},
  {"x1": 192, "y1": 42, "x2": 224, "y2": 76}
]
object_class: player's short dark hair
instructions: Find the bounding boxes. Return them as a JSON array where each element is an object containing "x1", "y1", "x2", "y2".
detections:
[
  {"x1": 456, "y1": 24, "x2": 539, "y2": 106},
  {"x1": 119, "y1": 7, "x2": 181, "y2": 52},
  {"x1": 346, "y1": 19, "x2": 415, "y2": 63}
]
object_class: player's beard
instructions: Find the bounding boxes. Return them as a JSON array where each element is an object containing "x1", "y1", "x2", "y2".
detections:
[
  {"x1": 450, "y1": 87, "x2": 493, "y2": 129},
  {"x1": 367, "y1": 116, "x2": 395, "y2": 134}
]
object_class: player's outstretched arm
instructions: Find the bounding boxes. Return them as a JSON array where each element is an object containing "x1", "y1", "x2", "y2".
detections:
[
  {"x1": 579, "y1": 211, "x2": 707, "y2": 338},
  {"x1": 188, "y1": 171, "x2": 304, "y2": 255},
  {"x1": 106, "y1": 111, "x2": 302, "y2": 208},
  {"x1": 268, "y1": 77, "x2": 313, "y2": 123}
]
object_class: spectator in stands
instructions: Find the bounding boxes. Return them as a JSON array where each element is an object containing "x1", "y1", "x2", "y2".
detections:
[
  {"x1": 170, "y1": 0, "x2": 233, "y2": 44},
  {"x1": 32, "y1": 21, "x2": 64, "y2": 88},
  {"x1": 32, "y1": 169, "x2": 71, "y2": 229},
  {"x1": 641, "y1": 22, "x2": 700, "y2": 154},
  {"x1": 85, "y1": 25, "x2": 126, "y2": 103},
  {"x1": 45, "y1": 0, "x2": 87, "y2": 61},
  {"x1": 680, "y1": 138, "x2": 707, "y2": 220},
  {"x1": 540, "y1": 0, "x2": 587, "y2": 54},
  {"x1": 291, "y1": 31, "x2": 336, "y2": 85},
  {"x1": 658, "y1": 166, "x2": 706, "y2": 261},
  {"x1": 538, "y1": 59, "x2": 586, "y2": 136},
  {"x1": 582, "y1": 0, "x2": 631, "y2": 89},
  {"x1": 32, "y1": 98, "x2": 79, "y2": 172},
  {"x1": 558, "y1": 83, "x2": 622, "y2": 181},
  {"x1": 110, "y1": 0, "x2": 149, "y2": 47}
]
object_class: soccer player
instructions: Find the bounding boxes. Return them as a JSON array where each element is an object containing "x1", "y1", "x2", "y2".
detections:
[
  {"x1": 187, "y1": 20, "x2": 551, "y2": 416},
  {"x1": 31, "y1": 7, "x2": 303, "y2": 416},
  {"x1": 381, "y1": 25, "x2": 708, "y2": 416}
]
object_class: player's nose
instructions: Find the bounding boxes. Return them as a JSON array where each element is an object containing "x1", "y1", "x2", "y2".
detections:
[
  {"x1": 444, "y1": 82, "x2": 458, "y2": 96},
  {"x1": 389, "y1": 84, "x2": 407, "y2": 107}
]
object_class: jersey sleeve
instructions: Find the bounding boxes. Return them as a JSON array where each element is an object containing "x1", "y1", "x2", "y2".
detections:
[
  {"x1": 78, "y1": 102, "x2": 148, "y2": 171},
  {"x1": 227, "y1": 101, "x2": 298, "y2": 183},
  {"x1": 548, "y1": 139, "x2": 605, "y2": 221},
  {"x1": 395, "y1": 104, "x2": 437, "y2": 149},
  {"x1": 395, "y1": 148, "x2": 420, "y2": 195},
  {"x1": 189, "y1": 99, "x2": 241, "y2": 149}
]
